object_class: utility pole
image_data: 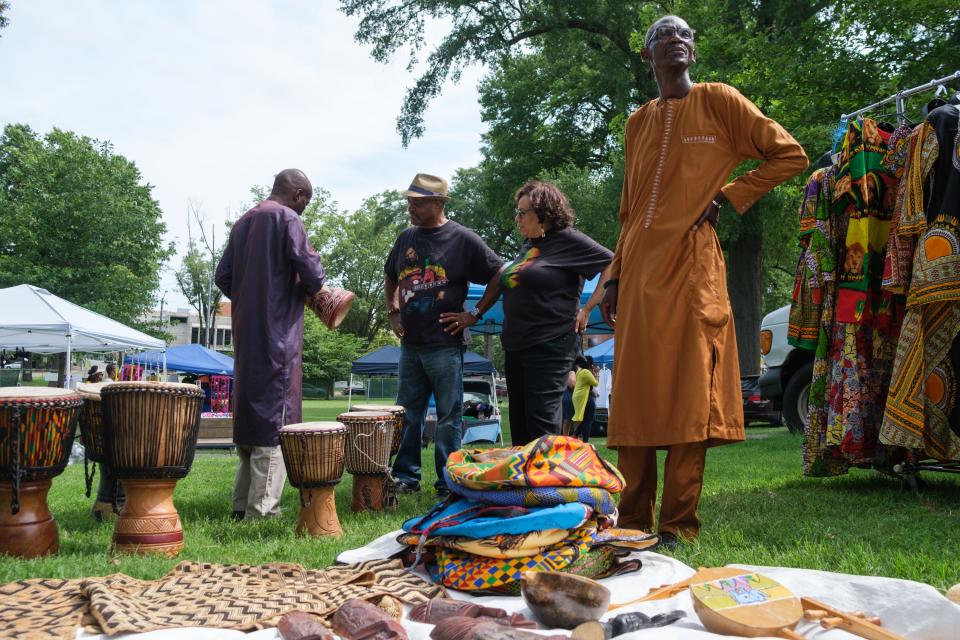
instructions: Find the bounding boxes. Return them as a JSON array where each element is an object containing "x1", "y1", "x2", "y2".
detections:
[{"x1": 204, "y1": 226, "x2": 216, "y2": 348}]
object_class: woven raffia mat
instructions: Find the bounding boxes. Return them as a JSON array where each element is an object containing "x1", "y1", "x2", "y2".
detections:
[{"x1": 0, "y1": 558, "x2": 444, "y2": 639}]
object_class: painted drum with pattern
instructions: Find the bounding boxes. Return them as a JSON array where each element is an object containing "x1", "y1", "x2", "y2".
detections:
[{"x1": 0, "y1": 387, "x2": 82, "y2": 558}]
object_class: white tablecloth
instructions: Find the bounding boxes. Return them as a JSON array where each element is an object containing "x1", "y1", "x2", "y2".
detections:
[{"x1": 78, "y1": 530, "x2": 960, "y2": 639}]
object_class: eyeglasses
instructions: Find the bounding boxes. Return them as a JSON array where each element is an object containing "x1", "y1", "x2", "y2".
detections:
[
  {"x1": 646, "y1": 25, "x2": 696, "y2": 46},
  {"x1": 514, "y1": 207, "x2": 534, "y2": 217}
]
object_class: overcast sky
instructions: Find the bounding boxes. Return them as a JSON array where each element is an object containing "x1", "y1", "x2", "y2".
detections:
[{"x1": 1, "y1": 1, "x2": 485, "y2": 309}]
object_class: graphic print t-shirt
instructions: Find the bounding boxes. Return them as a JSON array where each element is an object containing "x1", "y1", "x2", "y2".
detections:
[
  {"x1": 500, "y1": 227, "x2": 613, "y2": 351},
  {"x1": 385, "y1": 221, "x2": 502, "y2": 346}
]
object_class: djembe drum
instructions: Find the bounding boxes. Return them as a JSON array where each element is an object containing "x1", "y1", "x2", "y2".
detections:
[
  {"x1": 101, "y1": 381, "x2": 203, "y2": 556},
  {"x1": 306, "y1": 286, "x2": 356, "y2": 330},
  {"x1": 279, "y1": 422, "x2": 347, "y2": 537},
  {"x1": 337, "y1": 411, "x2": 395, "y2": 512},
  {"x1": 0, "y1": 387, "x2": 82, "y2": 558},
  {"x1": 76, "y1": 382, "x2": 126, "y2": 521},
  {"x1": 350, "y1": 404, "x2": 405, "y2": 458}
]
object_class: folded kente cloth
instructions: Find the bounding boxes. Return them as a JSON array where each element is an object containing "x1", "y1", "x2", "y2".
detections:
[
  {"x1": 444, "y1": 435, "x2": 624, "y2": 493},
  {"x1": 428, "y1": 527, "x2": 593, "y2": 591},
  {"x1": 422, "y1": 525, "x2": 653, "y2": 592},
  {"x1": 441, "y1": 476, "x2": 619, "y2": 514},
  {"x1": 464, "y1": 546, "x2": 642, "y2": 596},
  {"x1": 402, "y1": 498, "x2": 591, "y2": 539}
]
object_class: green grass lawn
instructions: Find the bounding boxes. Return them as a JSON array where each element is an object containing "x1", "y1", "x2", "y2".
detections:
[{"x1": 1, "y1": 400, "x2": 958, "y2": 594}]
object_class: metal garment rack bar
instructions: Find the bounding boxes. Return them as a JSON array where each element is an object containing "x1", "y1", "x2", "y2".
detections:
[{"x1": 840, "y1": 70, "x2": 960, "y2": 122}]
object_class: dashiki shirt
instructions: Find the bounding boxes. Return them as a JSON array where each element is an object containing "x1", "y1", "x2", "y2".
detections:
[{"x1": 881, "y1": 105, "x2": 960, "y2": 461}]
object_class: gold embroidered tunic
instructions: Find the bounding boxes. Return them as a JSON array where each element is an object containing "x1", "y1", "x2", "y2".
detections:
[{"x1": 608, "y1": 83, "x2": 808, "y2": 448}]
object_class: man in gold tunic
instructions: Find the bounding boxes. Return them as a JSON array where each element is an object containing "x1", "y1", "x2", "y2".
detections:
[{"x1": 601, "y1": 15, "x2": 808, "y2": 548}]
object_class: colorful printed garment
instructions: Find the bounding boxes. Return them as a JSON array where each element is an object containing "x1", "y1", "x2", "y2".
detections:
[
  {"x1": 803, "y1": 167, "x2": 853, "y2": 476},
  {"x1": 444, "y1": 435, "x2": 624, "y2": 493},
  {"x1": 442, "y1": 479, "x2": 619, "y2": 515},
  {"x1": 882, "y1": 105, "x2": 960, "y2": 461},
  {"x1": 882, "y1": 127, "x2": 923, "y2": 293},
  {"x1": 789, "y1": 168, "x2": 830, "y2": 350},
  {"x1": 814, "y1": 118, "x2": 905, "y2": 467}
]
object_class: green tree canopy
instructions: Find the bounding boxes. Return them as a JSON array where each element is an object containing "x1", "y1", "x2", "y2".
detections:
[
  {"x1": 0, "y1": 124, "x2": 172, "y2": 326},
  {"x1": 342, "y1": 0, "x2": 959, "y2": 373}
]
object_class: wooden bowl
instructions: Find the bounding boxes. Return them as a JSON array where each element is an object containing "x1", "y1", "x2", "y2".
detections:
[{"x1": 520, "y1": 571, "x2": 611, "y2": 629}]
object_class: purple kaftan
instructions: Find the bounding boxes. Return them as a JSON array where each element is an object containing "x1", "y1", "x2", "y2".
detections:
[{"x1": 215, "y1": 200, "x2": 325, "y2": 446}]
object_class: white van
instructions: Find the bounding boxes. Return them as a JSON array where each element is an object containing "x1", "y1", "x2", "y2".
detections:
[{"x1": 758, "y1": 304, "x2": 814, "y2": 434}]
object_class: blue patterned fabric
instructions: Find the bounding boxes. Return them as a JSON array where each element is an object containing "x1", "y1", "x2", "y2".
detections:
[{"x1": 401, "y1": 498, "x2": 591, "y2": 539}]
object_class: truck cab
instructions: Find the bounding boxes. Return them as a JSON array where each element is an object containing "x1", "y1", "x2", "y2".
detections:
[{"x1": 758, "y1": 304, "x2": 814, "y2": 434}]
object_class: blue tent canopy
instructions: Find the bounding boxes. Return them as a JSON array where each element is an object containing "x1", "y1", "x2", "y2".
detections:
[
  {"x1": 585, "y1": 337, "x2": 615, "y2": 367},
  {"x1": 124, "y1": 344, "x2": 234, "y2": 376},
  {"x1": 351, "y1": 345, "x2": 494, "y2": 376},
  {"x1": 464, "y1": 273, "x2": 612, "y2": 335}
]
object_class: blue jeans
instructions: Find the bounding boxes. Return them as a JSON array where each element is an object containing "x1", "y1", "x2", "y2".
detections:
[{"x1": 393, "y1": 344, "x2": 464, "y2": 490}]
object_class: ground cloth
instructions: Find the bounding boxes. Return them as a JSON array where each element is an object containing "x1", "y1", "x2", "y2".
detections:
[
  {"x1": 339, "y1": 531, "x2": 960, "y2": 640},
  {"x1": 12, "y1": 533, "x2": 959, "y2": 639},
  {"x1": 1, "y1": 558, "x2": 441, "y2": 640}
]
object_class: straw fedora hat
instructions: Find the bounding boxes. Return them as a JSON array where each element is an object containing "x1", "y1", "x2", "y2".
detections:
[{"x1": 404, "y1": 173, "x2": 448, "y2": 199}]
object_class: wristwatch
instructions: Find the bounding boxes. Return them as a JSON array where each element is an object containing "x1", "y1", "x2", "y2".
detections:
[{"x1": 469, "y1": 308, "x2": 484, "y2": 321}]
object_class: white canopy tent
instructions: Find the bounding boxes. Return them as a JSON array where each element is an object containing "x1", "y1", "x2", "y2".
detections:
[{"x1": 0, "y1": 284, "x2": 166, "y2": 387}]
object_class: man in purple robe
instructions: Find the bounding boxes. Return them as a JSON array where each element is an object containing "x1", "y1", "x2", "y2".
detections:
[{"x1": 215, "y1": 169, "x2": 326, "y2": 520}]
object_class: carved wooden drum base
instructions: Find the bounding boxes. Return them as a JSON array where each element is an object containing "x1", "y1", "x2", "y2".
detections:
[
  {"x1": 0, "y1": 480, "x2": 58, "y2": 558},
  {"x1": 296, "y1": 486, "x2": 342, "y2": 537},
  {"x1": 351, "y1": 474, "x2": 390, "y2": 513},
  {"x1": 112, "y1": 478, "x2": 184, "y2": 557}
]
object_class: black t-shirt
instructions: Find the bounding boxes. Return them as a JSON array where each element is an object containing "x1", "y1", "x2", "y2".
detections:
[
  {"x1": 385, "y1": 221, "x2": 502, "y2": 346},
  {"x1": 500, "y1": 227, "x2": 613, "y2": 351}
]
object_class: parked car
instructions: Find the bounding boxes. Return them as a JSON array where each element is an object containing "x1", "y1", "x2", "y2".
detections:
[
  {"x1": 758, "y1": 304, "x2": 814, "y2": 434},
  {"x1": 741, "y1": 375, "x2": 783, "y2": 425},
  {"x1": 423, "y1": 376, "x2": 502, "y2": 444},
  {"x1": 333, "y1": 380, "x2": 365, "y2": 397}
]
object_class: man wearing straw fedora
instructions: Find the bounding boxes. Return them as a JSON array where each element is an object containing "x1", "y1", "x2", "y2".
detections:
[
  {"x1": 216, "y1": 168, "x2": 327, "y2": 520},
  {"x1": 385, "y1": 173, "x2": 502, "y2": 498}
]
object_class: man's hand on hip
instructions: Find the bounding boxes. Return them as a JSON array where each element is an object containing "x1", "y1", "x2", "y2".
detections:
[{"x1": 600, "y1": 283, "x2": 618, "y2": 328}]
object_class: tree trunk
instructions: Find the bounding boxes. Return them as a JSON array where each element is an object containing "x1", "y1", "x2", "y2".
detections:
[
  {"x1": 726, "y1": 228, "x2": 763, "y2": 376},
  {"x1": 484, "y1": 334, "x2": 493, "y2": 360}
]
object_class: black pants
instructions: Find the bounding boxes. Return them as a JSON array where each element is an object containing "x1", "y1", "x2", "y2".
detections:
[
  {"x1": 574, "y1": 393, "x2": 597, "y2": 441},
  {"x1": 505, "y1": 332, "x2": 576, "y2": 446}
]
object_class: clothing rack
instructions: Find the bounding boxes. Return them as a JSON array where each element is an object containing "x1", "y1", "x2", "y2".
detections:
[
  {"x1": 827, "y1": 72, "x2": 960, "y2": 489},
  {"x1": 840, "y1": 70, "x2": 960, "y2": 123}
]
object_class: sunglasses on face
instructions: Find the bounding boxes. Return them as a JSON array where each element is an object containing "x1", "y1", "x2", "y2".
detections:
[{"x1": 646, "y1": 25, "x2": 696, "y2": 46}]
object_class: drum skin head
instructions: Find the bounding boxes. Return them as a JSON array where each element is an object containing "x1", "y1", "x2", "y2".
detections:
[
  {"x1": 0, "y1": 387, "x2": 79, "y2": 400},
  {"x1": 351, "y1": 404, "x2": 404, "y2": 413},
  {"x1": 102, "y1": 381, "x2": 204, "y2": 397},
  {"x1": 76, "y1": 381, "x2": 114, "y2": 399},
  {"x1": 337, "y1": 411, "x2": 393, "y2": 421},
  {"x1": 281, "y1": 422, "x2": 347, "y2": 433}
]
